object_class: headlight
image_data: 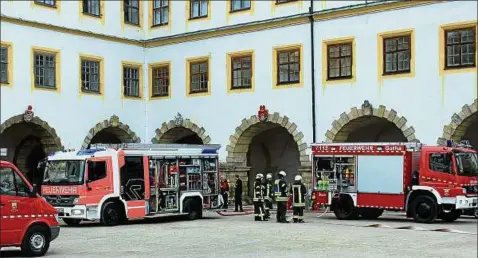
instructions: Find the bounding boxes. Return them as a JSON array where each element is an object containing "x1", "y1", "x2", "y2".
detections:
[{"x1": 73, "y1": 197, "x2": 80, "y2": 204}]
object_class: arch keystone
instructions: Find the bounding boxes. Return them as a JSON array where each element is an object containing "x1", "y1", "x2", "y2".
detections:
[
  {"x1": 152, "y1": 114, "x2": 211, "y2": 144},
  {"x1": 81, "y1": 115, "x2": 141, "y2": 149}
]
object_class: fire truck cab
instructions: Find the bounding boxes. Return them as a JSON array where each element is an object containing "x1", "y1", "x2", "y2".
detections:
[
  {"x1": 311, "y1": 141, "x2": 478, "y2": 223},
  {"x1": 40, "y1": 143, "x2": 222, "y2": 226}
]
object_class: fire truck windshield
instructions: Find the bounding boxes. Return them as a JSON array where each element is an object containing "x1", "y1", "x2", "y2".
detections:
[
  {"x1": 455, "y1": 151, "x2": 478, "y2": 177},
  {"x1": 42, "y1": 160, "x2": 85, "y2": 185}
]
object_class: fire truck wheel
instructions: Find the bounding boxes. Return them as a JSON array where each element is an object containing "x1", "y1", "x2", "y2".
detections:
[
  {"x1": 21, "y1": 225, "x2": 50, "y2": 257},
  {"x1": 333, "y1": 195, "x2": 358, "y2": 220},
  {"x1": 410, "y1": 195, "x2": 438, "y2": 223},
  {"x1": 359, "y1": 208, "x2": 384, "y2": 220},
  {"x1": 62, "y1": 218, "x2": 82, "y2": 226},
  {"x1": 439, "y1": 209, "x2": 461, "y2": 222},
  {"x1": 101, "y1": 201, "x2": 123, "y2": 226},
  {"x1": 185, "y1": 199, "x2": 201, "y2": 220}
]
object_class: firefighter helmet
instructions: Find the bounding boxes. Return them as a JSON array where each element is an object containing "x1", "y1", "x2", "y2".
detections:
[
  {"x1": 256, "y1": 173, "x2": 264, "y2": 179},
  {"x1": 266, "y1": 173, "x2": 272, "y2": 179},
  {"x1": 278, "y1": 171, "x2": 286, "y2": 177},
  {"x1": 294, "y1": 175, "x2": 302, "y2": 181}
]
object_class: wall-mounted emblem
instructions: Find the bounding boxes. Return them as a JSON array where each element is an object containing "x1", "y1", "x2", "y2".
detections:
[
  {"x1": 23, "y1": 105, "x2": 34, "y2": 122},
  {"x1": 361, "y1": 100, "x2": 373, "y2": 116},
  {"x1": 174, "y1": 113, "x2": 184, "y2": 126},
  {"x1": 110, "y1": 115, "x2": 120, "y2": 127},
  {"x1": 444, "y1": 189, "x2": 450, "y2": 196},
  {"x1": 258, "y1": 105, "x2": 269, "y2": 122}
]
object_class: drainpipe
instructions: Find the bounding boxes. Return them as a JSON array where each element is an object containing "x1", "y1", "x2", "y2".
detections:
[{"x1": 309, "y1": 0, "x2": 317, "y2": 143}]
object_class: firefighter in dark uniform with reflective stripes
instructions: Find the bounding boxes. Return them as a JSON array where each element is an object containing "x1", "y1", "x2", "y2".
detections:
[
  {"x1": 291, "y1": 175, "x2": 307, "y2": 223},
  {"x1": 274, "y1": 171, "x2": 289, "y2": 223},
  {"x1": 263, "y1": 173, "x2": 274, "y2": 219},
  {"x1": 253, "y1": 173, "x2": 267, "y2": 221}
]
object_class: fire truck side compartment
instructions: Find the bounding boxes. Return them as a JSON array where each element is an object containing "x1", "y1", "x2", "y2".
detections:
[{"x1": 356, "y1": 155, "x2": 404, "y2": 194}]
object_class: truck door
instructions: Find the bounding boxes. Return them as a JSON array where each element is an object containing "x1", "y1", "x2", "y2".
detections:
[
  {"x1": 0, "y1": 165, "x2": 38, "y2": 245},
  {"x1": 85, "y1": 157, "x2": 113, "y2": 207},
  {"x1": 119, "y1": 156, "x2": 147, "y2": 218},
  {"x1": 425, "y1": 152, "x2": 456, "y2": 190}
]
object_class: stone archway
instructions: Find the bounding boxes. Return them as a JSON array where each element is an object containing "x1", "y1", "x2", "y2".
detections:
[
  {"x1": 151, "y1": 113, "x2": 211, "y2": 144},
  {"x1": 0, "y1": 106, "x2": 63, "y2": 185},
  {"x1": 438, "y1": 99, "x2": 478, "y2": 150},
  {"x1": 325, "y1": 100, "x2": 419, "y2": 143},
  {"x1": 81, "y1": 115, "x2": 141, "y2": 149},
  {"x1": 224, "y1": 108, "x2": 310, "y2": 198}
]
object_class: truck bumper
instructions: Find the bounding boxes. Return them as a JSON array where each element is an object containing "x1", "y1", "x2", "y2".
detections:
[
  {"x1": 454, "y1": 196, "x2": 478, "y2": 209},
  {"x1": 50, "y1": 226, "x2": 60, "y2": 241},
  {"x1": 55, "y1": 205, "x2": 89, "y2": 220}
]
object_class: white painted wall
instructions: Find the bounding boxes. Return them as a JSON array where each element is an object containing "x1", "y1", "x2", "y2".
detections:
[
  {"x1": 145, "y1": 23, "x2": 313, "y2": 160},
  {"x1": 0, "y1": 22, "x2": 146, "y2": 150},
  {"x1": 314, "y1": 1, "x2": 478, "y2": 145}
]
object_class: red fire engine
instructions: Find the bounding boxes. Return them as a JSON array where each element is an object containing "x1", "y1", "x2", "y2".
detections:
[
  {"x1": 40, "y1": 143, "x2": 222, "y2": 226},
  {"x1": 311, "y1": 141, "x2": 478, "y2": 223}
]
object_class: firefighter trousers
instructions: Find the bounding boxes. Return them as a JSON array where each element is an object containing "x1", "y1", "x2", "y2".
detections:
[
  {"x1": 253, "y1": 201, "x2": 265, "y2": 221},
  {"x1": 264, "y1": 199, "x2": 272, "y2": 218},
  {"x1": 276, "y1": 201, "x2": 287, "y2": 223},
  {"x1": 292, "y1": 207, "x2": 304, "y2": 223}
]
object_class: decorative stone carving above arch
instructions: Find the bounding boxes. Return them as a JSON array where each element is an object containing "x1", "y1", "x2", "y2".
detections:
[
  {"x1": 151, "y1": 113, "x2": 211, "y2": 144},
  {"x1": 437, "y1": 98, "x2": 478, "y2": 145},
  {"x1": 81, "y1": 115, "x2": 141, "y2": 149},
  {"x1": 325, "y1": 100, "x2": 419, "y2": 143}
]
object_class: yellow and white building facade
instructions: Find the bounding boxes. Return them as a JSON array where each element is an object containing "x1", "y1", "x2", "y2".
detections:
[{"x1": 1, "y1": 0, "x2": 477, "y2": 194}]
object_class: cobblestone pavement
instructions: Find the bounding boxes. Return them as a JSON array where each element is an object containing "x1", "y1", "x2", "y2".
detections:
[{"x1": 2, "y1": 211, "x2": 476, "y2": 258}]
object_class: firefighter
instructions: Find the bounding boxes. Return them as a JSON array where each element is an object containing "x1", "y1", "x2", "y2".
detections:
[
  {"x1": 291, "y1": 175, "x2": 307, "y2": 223},
  {"x1": 274, "y1": 170, "x2": 289, "y2": 223},
  {"x1": 253, "y1": 174, "x2": 266, "y2": 221},
  {"x1": 263, "y1": 173, "x2": 274, "y2": 219},
  {"x1": 220, "y1": 177, "x2": 229, "y2": 209}
]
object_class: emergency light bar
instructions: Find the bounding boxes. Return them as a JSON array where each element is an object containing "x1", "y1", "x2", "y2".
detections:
[
  {"x1": 0, "y1": 148, "x2": 7, "y2": 157},
  {"x1": 89, "y1": 143, "x2": 221, "y2": 152},
  {"x1": 444, "y1": 139, "x2": 473, "y2": 149}
]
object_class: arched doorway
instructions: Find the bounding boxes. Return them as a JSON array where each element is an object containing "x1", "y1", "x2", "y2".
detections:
[
  {"x1": 81, "y1": 115, "x2": 141, "y2": 149},
  {"x1": 325, "y1": 100, "x2": 418, "y2": 143},
  {"x1": 151, "y1": 113, "x2": 211, "y2": 144},
  {"x1": 225, "y1": 108, "x2": 310, "y2": 197},
  {"x1": 438, "y1": 99, "x2": 478, "y2": 151},
  {"x1": 0, "y1": 109, "x2": 63, "y2": 186}
]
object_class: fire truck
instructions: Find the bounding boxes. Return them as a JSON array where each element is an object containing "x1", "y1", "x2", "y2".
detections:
[
  {"x1": 311, "y1": 141, "x2": 478, "y2": 223},
  {"x1": 40, "y1": 143, "x2": 222, "y2": 226}
]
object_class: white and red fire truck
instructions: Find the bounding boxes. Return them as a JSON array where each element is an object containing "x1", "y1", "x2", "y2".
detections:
[
  {"x1": 40, "y1": 143, "x2": 222, "y2": 226},
  {"x1": 311, "y1": 141, "x2": 478, "y2": 223}
]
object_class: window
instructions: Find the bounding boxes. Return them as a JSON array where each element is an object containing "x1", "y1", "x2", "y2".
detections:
[
  {"x1": 123, "y1": 66, "x2": 140, "y2": 97},
  {"x1": 230, "y1": 0, "x2": 251, "y2": 12},
  {"x1": 383, "y1": 35, "x2": 411, "y2": 74},
  {"x1": 0, "y1": 46, "x2": 8, "y2": 84},
  {"x1": 277, "y1": 49, "x2": 300, "y2": 85},
  {"x1": 0, "y1": 167, "x2": 30, "y2": 197},
  {"x1": 276, "y1": 0, "x2": 297, "y2": 4},
  {"x1": 445, "y1": 28, "x2": 476, "y2": 69},
  {"x1": 153, "y1": 0, "x2": 169, "y2": 26},
  {"x1": 429, "y1": 153, "x2": 453, "y2": 174},
  {"x1": 190, "y1": 0, "x2": 208, "y2": 19},
  {"x1": 231, "y1": 55, "x2": 252, "y2": 89},
  {"x1": 152, "y1": 66, "x2": 169, "y2": 97},
  {"x1": 34, "y1": 52, "x2": 56, "y2": 88},
  {"x1": 87, "y1": 161, "x2": 107, "y2": 182},
  {"x1": 190, "y1": 60, "x2": 208, "y2": 93},
  {"x1": 34, "y1": 0, "x2": 56, "y2": 7},
  {"x1": 327, "y1": 43, "x2": 353, "y2": 80},
  {"x1": 124, "y1": 0, "x2": 140, "y2": 25},
  {"x1": 81, "y1": 59, "x2": 100, "y2": 93},
  {"x1": 82, "y1": 0, "x2": 101, "y2": 16}
]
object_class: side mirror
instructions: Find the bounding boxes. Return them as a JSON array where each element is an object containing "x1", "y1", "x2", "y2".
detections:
[{"x1": 29, "y1": 184, "x2": 38, "y2": 197}]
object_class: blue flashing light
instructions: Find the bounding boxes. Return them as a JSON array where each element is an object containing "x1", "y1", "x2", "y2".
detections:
[
  {"x1": 446, "y1": 140, "x2": 454, "y2": 148},
  {"x1": 48, "y1": 151, "x2": 57, "y2": 157},
  {"x1": 202, "y1": 149, "x2": 217, "y2": 154},
  {"x1": 76, "y1": 148, "x2": 106, "y2": 156}
]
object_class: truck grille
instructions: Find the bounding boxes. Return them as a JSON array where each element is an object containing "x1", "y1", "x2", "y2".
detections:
[
  {"x1": 464, "y1": 185, "x2": 478, "y2": 195},
  {"x1": 44, "y1": 195, "x2": 78, "y2": 207}
]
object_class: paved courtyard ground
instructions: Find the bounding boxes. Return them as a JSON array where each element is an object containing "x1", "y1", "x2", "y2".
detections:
[{"x1": 2, "y1": 211, "x2": 477, "y2": 258}]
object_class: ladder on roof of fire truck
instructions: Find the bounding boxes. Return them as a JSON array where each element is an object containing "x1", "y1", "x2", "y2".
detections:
[
  {"x1": 88, "y1": 143, "x2": 222, "y2": 151},
  {"x1": 311, "y1": 142, "x2": 423, "y2": 150}
]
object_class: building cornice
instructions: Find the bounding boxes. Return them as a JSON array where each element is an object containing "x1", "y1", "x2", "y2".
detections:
[{"x1": 0, "y1": 0, "x2": 440, "y2": 48}]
